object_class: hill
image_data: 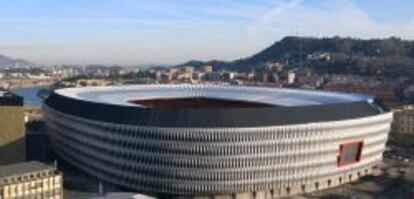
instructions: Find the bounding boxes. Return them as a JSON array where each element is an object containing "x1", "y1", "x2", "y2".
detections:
[
  {"x1": 0, "y1": 54, "x2": 37, "y2": 68},
  {"x1": 177, "y1": 36, "x2": 414, "y2": 78}
]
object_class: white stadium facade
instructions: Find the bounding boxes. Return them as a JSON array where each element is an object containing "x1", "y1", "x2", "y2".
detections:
[{"x1": 43, "y1": 84, "x2": 393, "y2": 199}]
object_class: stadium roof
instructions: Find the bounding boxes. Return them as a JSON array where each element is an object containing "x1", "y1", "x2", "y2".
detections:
[
  {"x1": 55, "y1": 84, "x2": 373, "y2": 108},
  {"x1": 46, "y1": 85, "x2": 384, "y2": 127}
]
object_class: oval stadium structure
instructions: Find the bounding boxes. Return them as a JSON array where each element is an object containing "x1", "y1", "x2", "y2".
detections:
[{"x1": 43, "y1": 84, "x2": 393, "y2": 198}]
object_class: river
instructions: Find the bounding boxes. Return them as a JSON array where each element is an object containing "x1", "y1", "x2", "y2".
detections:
[{"x1": 12, "y1": 86, "x2": 46, "y2": 107}]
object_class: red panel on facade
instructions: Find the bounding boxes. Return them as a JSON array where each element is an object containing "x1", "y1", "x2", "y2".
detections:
[{"x1": 337, "y1": 140, "x2": 364, "y2": 167}]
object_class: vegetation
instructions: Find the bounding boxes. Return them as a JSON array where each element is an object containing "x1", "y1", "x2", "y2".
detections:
[{"x1": 179, "y1": 36, "x2": 414, "y2": 78}]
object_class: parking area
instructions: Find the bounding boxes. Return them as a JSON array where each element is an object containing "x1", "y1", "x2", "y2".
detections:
[{"x1": 383, "y1": 146, "x2": 414, "y2": 163}]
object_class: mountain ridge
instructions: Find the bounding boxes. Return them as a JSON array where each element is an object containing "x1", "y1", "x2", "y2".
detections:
[
  {"x1": 176, "y1": 36, "x2": 414, "y2": 77},
  {"x1": 0, "y1": 54, "x2": 37, "y2": 68}
]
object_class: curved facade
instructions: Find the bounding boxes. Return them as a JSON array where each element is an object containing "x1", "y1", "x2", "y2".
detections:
[{"x1": 44, "y1": 85, "x2": 393, "y2": 198}]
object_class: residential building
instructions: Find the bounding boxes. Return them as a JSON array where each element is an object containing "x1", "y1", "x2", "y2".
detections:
[
  {"x1": 203, "y1": 65, "x2": 213, "y2": 73},
  {"x1": 0, "y1": 161, "x2": 63, "y2": 199},
  {"x1": 287, "y1": 71, "x2": 296, "y2": 84},
  {"x1": 391, "y1": 106, "x2": 414, "y2": 147}
]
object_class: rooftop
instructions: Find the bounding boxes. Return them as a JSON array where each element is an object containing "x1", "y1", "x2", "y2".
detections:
[
  {"x1": 0, "y1": 90, "x2": 23, "y2": 106},
  {"x1": 0, "y1": 161, "x2": 56, "y2": 179}
]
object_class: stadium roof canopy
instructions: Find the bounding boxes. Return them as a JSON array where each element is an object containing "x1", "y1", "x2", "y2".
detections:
[
  {"x1": 47, "y1": 84, "x2": 384, "y2": 127},
  {"x1": 55, "y1": 84, "x2": 373, "y2": 108}
]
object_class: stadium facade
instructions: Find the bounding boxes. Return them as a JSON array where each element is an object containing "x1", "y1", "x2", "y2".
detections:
[{"x1": 43, "y1": 85, "x2": 393, "y2": 198}]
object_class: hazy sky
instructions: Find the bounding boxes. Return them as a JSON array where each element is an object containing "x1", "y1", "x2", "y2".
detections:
[{"x1": 1, "y1": 0, "x2": 414, "y2": 66}]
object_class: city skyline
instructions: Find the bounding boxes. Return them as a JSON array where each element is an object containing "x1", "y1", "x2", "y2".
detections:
[{"x1": 1, "y1": 0, "x2": 414, "y2": 66}]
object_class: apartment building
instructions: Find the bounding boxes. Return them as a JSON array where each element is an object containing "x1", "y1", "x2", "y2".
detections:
[{"x1": 0, "y1": 161, "x2": 62, "y2": 199}]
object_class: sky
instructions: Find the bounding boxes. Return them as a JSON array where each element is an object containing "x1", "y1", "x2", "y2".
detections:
[{"x1": 0, "y1": 0, "x2": 414, "y2": 66}]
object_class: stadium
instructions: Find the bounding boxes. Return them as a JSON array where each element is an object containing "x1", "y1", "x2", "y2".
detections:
[{"x1": 43, "y1": 84, "x2": 393, "y2": 198}]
